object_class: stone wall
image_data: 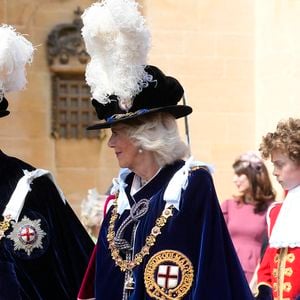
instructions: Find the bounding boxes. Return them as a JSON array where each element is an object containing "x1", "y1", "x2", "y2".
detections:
[
  {"x1": 1, "y1": 0, "x2": 299, "y2": 216},
  {"x1": 143, "y1": 0, "x2": 256, "y2": 201},
  {"x1": 255, "y1": 0, "x2": 300, "y2": 196}
]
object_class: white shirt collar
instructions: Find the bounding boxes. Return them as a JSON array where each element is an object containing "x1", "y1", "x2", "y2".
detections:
[{"x1": 269, "y1": 185, "x2": 300, "y2": 248}]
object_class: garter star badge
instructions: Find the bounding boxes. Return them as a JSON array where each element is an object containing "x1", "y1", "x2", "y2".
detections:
[
  {"x1": 7, "y1": 216, "x2": 46, "y2": 256},
  {"x1": 144, "y1": 250, "x2": 194, "y2": 300}
]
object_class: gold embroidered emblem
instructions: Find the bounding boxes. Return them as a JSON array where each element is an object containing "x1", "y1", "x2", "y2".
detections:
[
  {"x1": 144, "y1": 250, "x2": 194, "y2": 300},
  {"x1": 286, "y1": 253, "x2": 295, "y2": 263},
  {"x1": 283, "y1": 282, "x2": 292, "y2": 292},
  {"x1": 285, "y1": 267, "x2": 293, "y2": 277}
]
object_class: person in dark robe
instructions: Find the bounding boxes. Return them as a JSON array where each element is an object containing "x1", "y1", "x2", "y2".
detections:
[
  {"x1": 0, "y1": 24, "x2": 94, "y2": 300},
  {"x1": 77, "y1": 1, "x2": 253, "y2": 299}
]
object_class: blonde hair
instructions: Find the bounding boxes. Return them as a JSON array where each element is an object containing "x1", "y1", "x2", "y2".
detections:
[{"x1": 119, "y1": 112, "x2": 189, "y2": 167}]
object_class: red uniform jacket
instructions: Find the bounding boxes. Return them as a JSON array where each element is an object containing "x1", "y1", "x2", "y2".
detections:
[{"x1": 257, "y1": 203, "x2": 300, "y2": 300}]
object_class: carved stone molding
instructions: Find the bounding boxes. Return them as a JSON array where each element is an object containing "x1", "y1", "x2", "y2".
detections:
[{"x1": 47, "y1": 7, "x2": 89, "y2": 73}]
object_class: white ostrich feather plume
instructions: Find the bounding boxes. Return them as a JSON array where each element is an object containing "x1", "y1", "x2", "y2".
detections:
[
  {"x1": 81, "y1": 0, "x2": 151, "y2": 107},
  {"x1": 0, "y1": 25, "x2": 34, "y2": 96}
]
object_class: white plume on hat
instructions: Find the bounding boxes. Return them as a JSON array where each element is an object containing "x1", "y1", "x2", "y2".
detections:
[
  {"x1": 0, "y1": 25, "x2": 34, "y2": 100},
  {"x1": 81, "y1": 0, "x2": 152, "y2": 109}
]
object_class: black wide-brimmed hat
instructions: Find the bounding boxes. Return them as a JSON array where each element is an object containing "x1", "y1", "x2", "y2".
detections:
[
  {"x1": 0, "y1": 97, "x2": 10, "y2": 118},
  {"x1": 87, "y1": 65, "x2": 192, "y2": 130},
  {"x1": 81, "y1": 1, "x2": 192, "y2": 131}
]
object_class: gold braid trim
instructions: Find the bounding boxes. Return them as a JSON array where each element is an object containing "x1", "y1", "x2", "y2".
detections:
[
  {"x1": 107, "y1": 200, "x2": 173, "y2": 272},
  {"x1": 0, "y1": 215, "x2": 13, "y2": 240}
]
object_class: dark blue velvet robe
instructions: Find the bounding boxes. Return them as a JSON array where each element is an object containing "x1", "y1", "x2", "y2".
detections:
[
  {"x1": 95, "y1": 160, "x2": 253, "y2": 299},
  {"x1": 0, "y1": 150, "x2": 94, "y2": 300}
]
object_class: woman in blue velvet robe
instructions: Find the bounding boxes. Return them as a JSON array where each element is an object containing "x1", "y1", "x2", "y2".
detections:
[
  {"x1": 94, "y1": 159, "x2": 253, "y2": 299},
  {"x1": 78, "y1": 3, "x2": 252, "y2": 296},
  {"x1": 77, "y1": 65, "x2": 253, "y2": 300}
]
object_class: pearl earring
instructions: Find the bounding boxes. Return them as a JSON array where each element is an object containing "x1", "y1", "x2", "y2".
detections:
[{"x1": 138, "y1": 148, "x2": 143, "y2": 154}]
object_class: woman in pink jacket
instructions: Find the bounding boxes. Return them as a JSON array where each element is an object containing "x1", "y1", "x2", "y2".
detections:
[{"x1": 221, "y1": 152, "x2": 275, "y2": 285}]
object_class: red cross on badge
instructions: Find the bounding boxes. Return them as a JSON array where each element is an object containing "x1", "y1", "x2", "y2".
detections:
[
  {"x1": 145, "y1": 250, "x2": 194, "y2": 299},
  {"x1": 157, "y1": 265, "x2": 179, "y2": 289},
  {"x1": 7, "y1": 215, "x2": 46, "y2": 256},
  {"x1": 18, "y1": 225, "x2": 37, "y2": 244}
]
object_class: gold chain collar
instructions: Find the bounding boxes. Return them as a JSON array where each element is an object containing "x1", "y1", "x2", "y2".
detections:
[
  {"x1": 107, "y1": 199, "x2": 173, "y2": 272},
  {"x1": 0, "y1": 215, "x2": 13, "y2": 240}
]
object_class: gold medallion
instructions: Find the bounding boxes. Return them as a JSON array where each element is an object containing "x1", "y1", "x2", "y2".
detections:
[{"x1": 144, "y1": 250, "x2": 194, "y2": 300}]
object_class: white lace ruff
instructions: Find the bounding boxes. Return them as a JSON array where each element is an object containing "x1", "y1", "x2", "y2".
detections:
[{"x1": 269, "y1": 185, "x2": 300, "y2": 248}]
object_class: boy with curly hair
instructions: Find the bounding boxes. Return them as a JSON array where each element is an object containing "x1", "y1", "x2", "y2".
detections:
[{"x1": 255, "y1": 118, "x2": 300, "y2": 300}]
